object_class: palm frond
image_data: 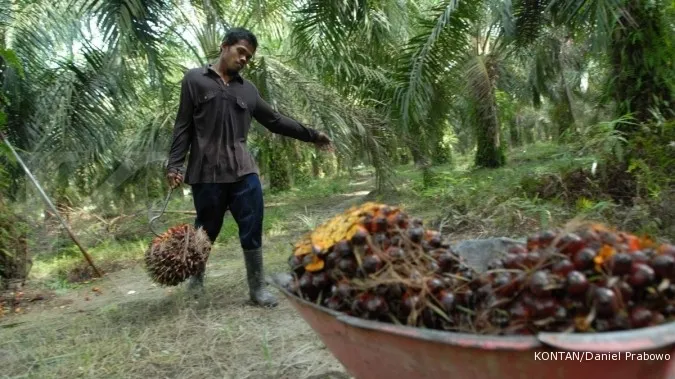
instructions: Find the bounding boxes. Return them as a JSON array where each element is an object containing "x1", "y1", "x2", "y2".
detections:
[
  {"x1": 549, "y1": 0, "x2": 624, "y2": 50},
  {"x1": 74, "y1": 0, "x2": 173, "y2": 84},
  {"x1": 391, "y1": 0, "x2": 479, "y2": 131},
  {"x1": 289, "y1": 0, "x2": 406, "y2": 96},
  {"x1": 513, "y1": 0, "x2": 550, "y2": 45},
  {"x1": 234, "y1": 0, "x2": 294, "y2": 41},
  {"x1": 30, "y1": 56, "x2": 122, "y2": 166}
]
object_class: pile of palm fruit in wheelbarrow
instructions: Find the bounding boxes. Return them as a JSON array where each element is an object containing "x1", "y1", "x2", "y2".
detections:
[
  {"x1": 283, "y1": 202, "x2": 674, "y2": 335},
  {"x1": 274, "y1": 202, "x2": 675, "y2": 379}
]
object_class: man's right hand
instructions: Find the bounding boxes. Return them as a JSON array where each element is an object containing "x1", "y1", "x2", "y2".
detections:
[{"x1": 167, "y1": 171, "x2": 184, "y2": 189}]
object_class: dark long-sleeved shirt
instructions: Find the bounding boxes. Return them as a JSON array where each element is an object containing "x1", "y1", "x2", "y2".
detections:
[{"x1": 166, "y1": 64, "x2": 320, "y2": 184}]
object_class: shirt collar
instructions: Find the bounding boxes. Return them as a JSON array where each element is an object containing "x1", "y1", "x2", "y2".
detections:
[{"x1": 203, "y1": 63, "x2": 244, "y2": 84}]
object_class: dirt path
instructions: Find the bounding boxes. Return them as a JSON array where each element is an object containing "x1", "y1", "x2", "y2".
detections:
[{"x1": 0, "y1": 177, "x2": 385, "y2": 379}]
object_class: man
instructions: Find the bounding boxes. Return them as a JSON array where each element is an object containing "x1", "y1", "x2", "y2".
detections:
[{"x1": 165, "y1": 27, "x2": 332, "y2": 307}]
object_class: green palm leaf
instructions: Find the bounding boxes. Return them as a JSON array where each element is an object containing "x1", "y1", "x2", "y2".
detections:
[{"x1": 392, "y1": 1, "x2": 479, "y2": 131}]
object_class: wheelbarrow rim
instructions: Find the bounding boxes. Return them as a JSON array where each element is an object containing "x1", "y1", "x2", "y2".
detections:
[{"x1": 269, "y1": 273, "x2": 675, "y2": 353}]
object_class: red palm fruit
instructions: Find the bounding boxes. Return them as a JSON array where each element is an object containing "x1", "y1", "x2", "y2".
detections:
[
  {"x1": 437, "y1": 251, "x2": 458, "y2": 272},
  {"x1": 573, "y1": 248, "x2": 596, "y2": 270},
  {"x1": 538, "y1": 230, "x2": 558, "y2": 248},
  {"x1": 493, "y1": 272, "x2": 519, "y2": 297},
  {"x1": 394, "y1": 213, "x2": 408, "y2": 229},
  {"x1": 631, "y1": 251, "x2": 650, "y2": 264},
  {"x1": 629, "y1": 307, "x2": 653, "y2": 328},
  {"x1": 408, "y1": 227, "x2": 424, "y2": 243},
  {"x1": 351, "y1": 293, "x2": 371, "y2": 315},
  {"x1": 552, "y1": 259, "x2": 575, "y2": 276},
  {"x1": 437, "y1": 291, "x2": 455, "y2": 313},
  {"x1": 652, "y1": 254, "x2": 675, "y2": 280},
  {"x1": 503, "y1": 253, "x2": 525, "y2": 269},
  {"x1": 332, "y1": 281, "x2": 353, "y2": 299},
  {"x1": 566, "y1": 271, "x2": 589, "y2": 296},
  {"x1": 386, "y1": 246, "x2": 405, "y2": 261},
  {"x1": 558, "y1": 233, "x2": 585, "y2": 256},
  {"x1": 427, "y1": 277, "x2": 446, "y2": 293},
  {"x1": 335, "y1": 240, "x2": 352, "y2": 257},
  {"x1": 362, "y1": 254, "x2": 383, "y2": 274},
  {"x1": 325, "y1": 251, "x2": 339, "y2": 270},
  {"x1": 509, "y1": 301, "x2": 530, "y2": 321},
  {"x1": 532, "y1": 298, "x2": 558, "y2": 318},
  {"x1": 628, "y1": 263, "x2": 655, "y2": 288},
  {"x1": 594, "y1": 287, "x2": 619, "y2": 318},
  {"x1": 373, "y1": 216, "x2": 388, "y2": 233},
  {"x1": 529, "y1": 270, "x2": 551, "y2": 297},
  {"x1": 338, "y1": 257, "x2": 358, "y2": 276},
  {"x1": 609, "y1": 252, "x2": 633, "y2": 275},
  {"x1": 299, "y1": 272, "x2": 318, "y2": 299},
  {"x1": 526, "y1": 234, "x2": 540, "y2": 250},
  {"x1": 312, "y1": 272, "x2": 330, "y2": 290},
  {"x1": 325, "y1": 296, "x2": 343, "y2": 311},
  {"x1": 351, "y1": 227, "x2": 369, "y2": 246},
  {"x1": 524, "y1": 252, "x2": 541, "y2": 268},
  {"x1": 366, "y1": 295, "x2": 389, "y2": 315}
]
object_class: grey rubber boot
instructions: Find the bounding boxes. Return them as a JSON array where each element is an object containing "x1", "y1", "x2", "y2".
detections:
[{"x1": 243, "y1": 248, "x2": 278, "y2": 307}]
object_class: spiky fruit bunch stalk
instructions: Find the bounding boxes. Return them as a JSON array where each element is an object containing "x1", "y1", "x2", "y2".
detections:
[{"x1": 145, "y1": 224, "x2": 212, "y2": 286}]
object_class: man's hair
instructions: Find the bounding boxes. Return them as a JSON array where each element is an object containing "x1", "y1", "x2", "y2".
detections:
[{"x1": 222, "y1": 27, "x2": 258, "y2": 50}]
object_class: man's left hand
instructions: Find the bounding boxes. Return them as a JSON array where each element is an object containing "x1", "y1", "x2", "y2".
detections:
[{"x1": 314, "y1": 131, "x2": 334, "y2": 152}]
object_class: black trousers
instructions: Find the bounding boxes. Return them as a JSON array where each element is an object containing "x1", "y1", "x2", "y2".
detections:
[{"x1": 191, "y1": 173, "x2": 264, "y2": 251}]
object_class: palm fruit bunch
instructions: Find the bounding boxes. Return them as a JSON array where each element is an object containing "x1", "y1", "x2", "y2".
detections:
[
  {"x1": 144, "y1": 223, "x2": 212, "y2": 286},
  {"x1": 286, "y1": 202, "x2": 479, "y2": 329},
  {"x1": 477, "y1": 224, "x2": 675, "y2": 335},
  {"x1": 285, "y1": 204, "x2": 675, "y2": 335}
]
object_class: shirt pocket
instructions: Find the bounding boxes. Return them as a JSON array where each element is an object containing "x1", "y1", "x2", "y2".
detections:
[
  {"x1": 193, "y1": 90, "x2": 219, "y2": 124},
  {"x1": 232, "y1": 96, "x2": 252, "y2": 139},
  {"x1": 197, "y1": 91, "x2": 218, "y2": 105}
]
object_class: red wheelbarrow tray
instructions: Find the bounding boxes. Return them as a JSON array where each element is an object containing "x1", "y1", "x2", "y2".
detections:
[{"x1": 268, "y1": 273, "x2": 675, "y2": 379}]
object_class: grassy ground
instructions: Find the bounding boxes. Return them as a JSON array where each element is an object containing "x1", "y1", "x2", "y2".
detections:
[
  {"x1": 0, "y1": 169, "x2": 376, "y2": 379},
  {"x1": 1, "y1": 142, "x2": 672, "y2": 378}
]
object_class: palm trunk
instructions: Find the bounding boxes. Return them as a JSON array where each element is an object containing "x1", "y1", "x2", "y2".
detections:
[
  {"x1": 474, "y1": 97, "x2": 505, "y2": 168},
  {"x1": 509, "y1": 117, "x2": 522, "y2": 147},
  {"x1": 268, "y1": 138, "x2": 293, "y2": 192},
  {"x1": 556, "y1": 68, "x2": 575, "y2": 139},
  {"x1": 473, "y1": 56, "x2": 505, "y2": 168}
]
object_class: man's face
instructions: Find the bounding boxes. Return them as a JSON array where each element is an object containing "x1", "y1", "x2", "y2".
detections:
[{"x1": 221, "y1": 39, "x2": 255, "y2": 73}]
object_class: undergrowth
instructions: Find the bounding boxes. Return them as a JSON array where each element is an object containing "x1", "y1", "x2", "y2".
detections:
[{"x1": 393, "y1": 137, "x2": 674, "y2": 242}]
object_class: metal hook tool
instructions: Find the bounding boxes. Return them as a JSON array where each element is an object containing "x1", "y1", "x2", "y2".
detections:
[{"x1": 149, "y1": 188, "x2": 174, "y2": 237}]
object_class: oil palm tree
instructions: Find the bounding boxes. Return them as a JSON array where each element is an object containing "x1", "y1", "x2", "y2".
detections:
[{"x1": 513, "y1": 0, "x2": 675, "y2": 132}]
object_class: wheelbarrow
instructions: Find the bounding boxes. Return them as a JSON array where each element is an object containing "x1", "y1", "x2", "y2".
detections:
[{"x1": 269, "y1": 238, "x2": 675, "y2": 379}]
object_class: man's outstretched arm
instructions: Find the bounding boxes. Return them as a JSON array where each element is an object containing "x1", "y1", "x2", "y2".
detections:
[
  {"x1": 251, "y1": 91, "x2": 320, "y2": 142},
  {"x1": 166, "y1": 75, "x2": 195, "y2": 187}
]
